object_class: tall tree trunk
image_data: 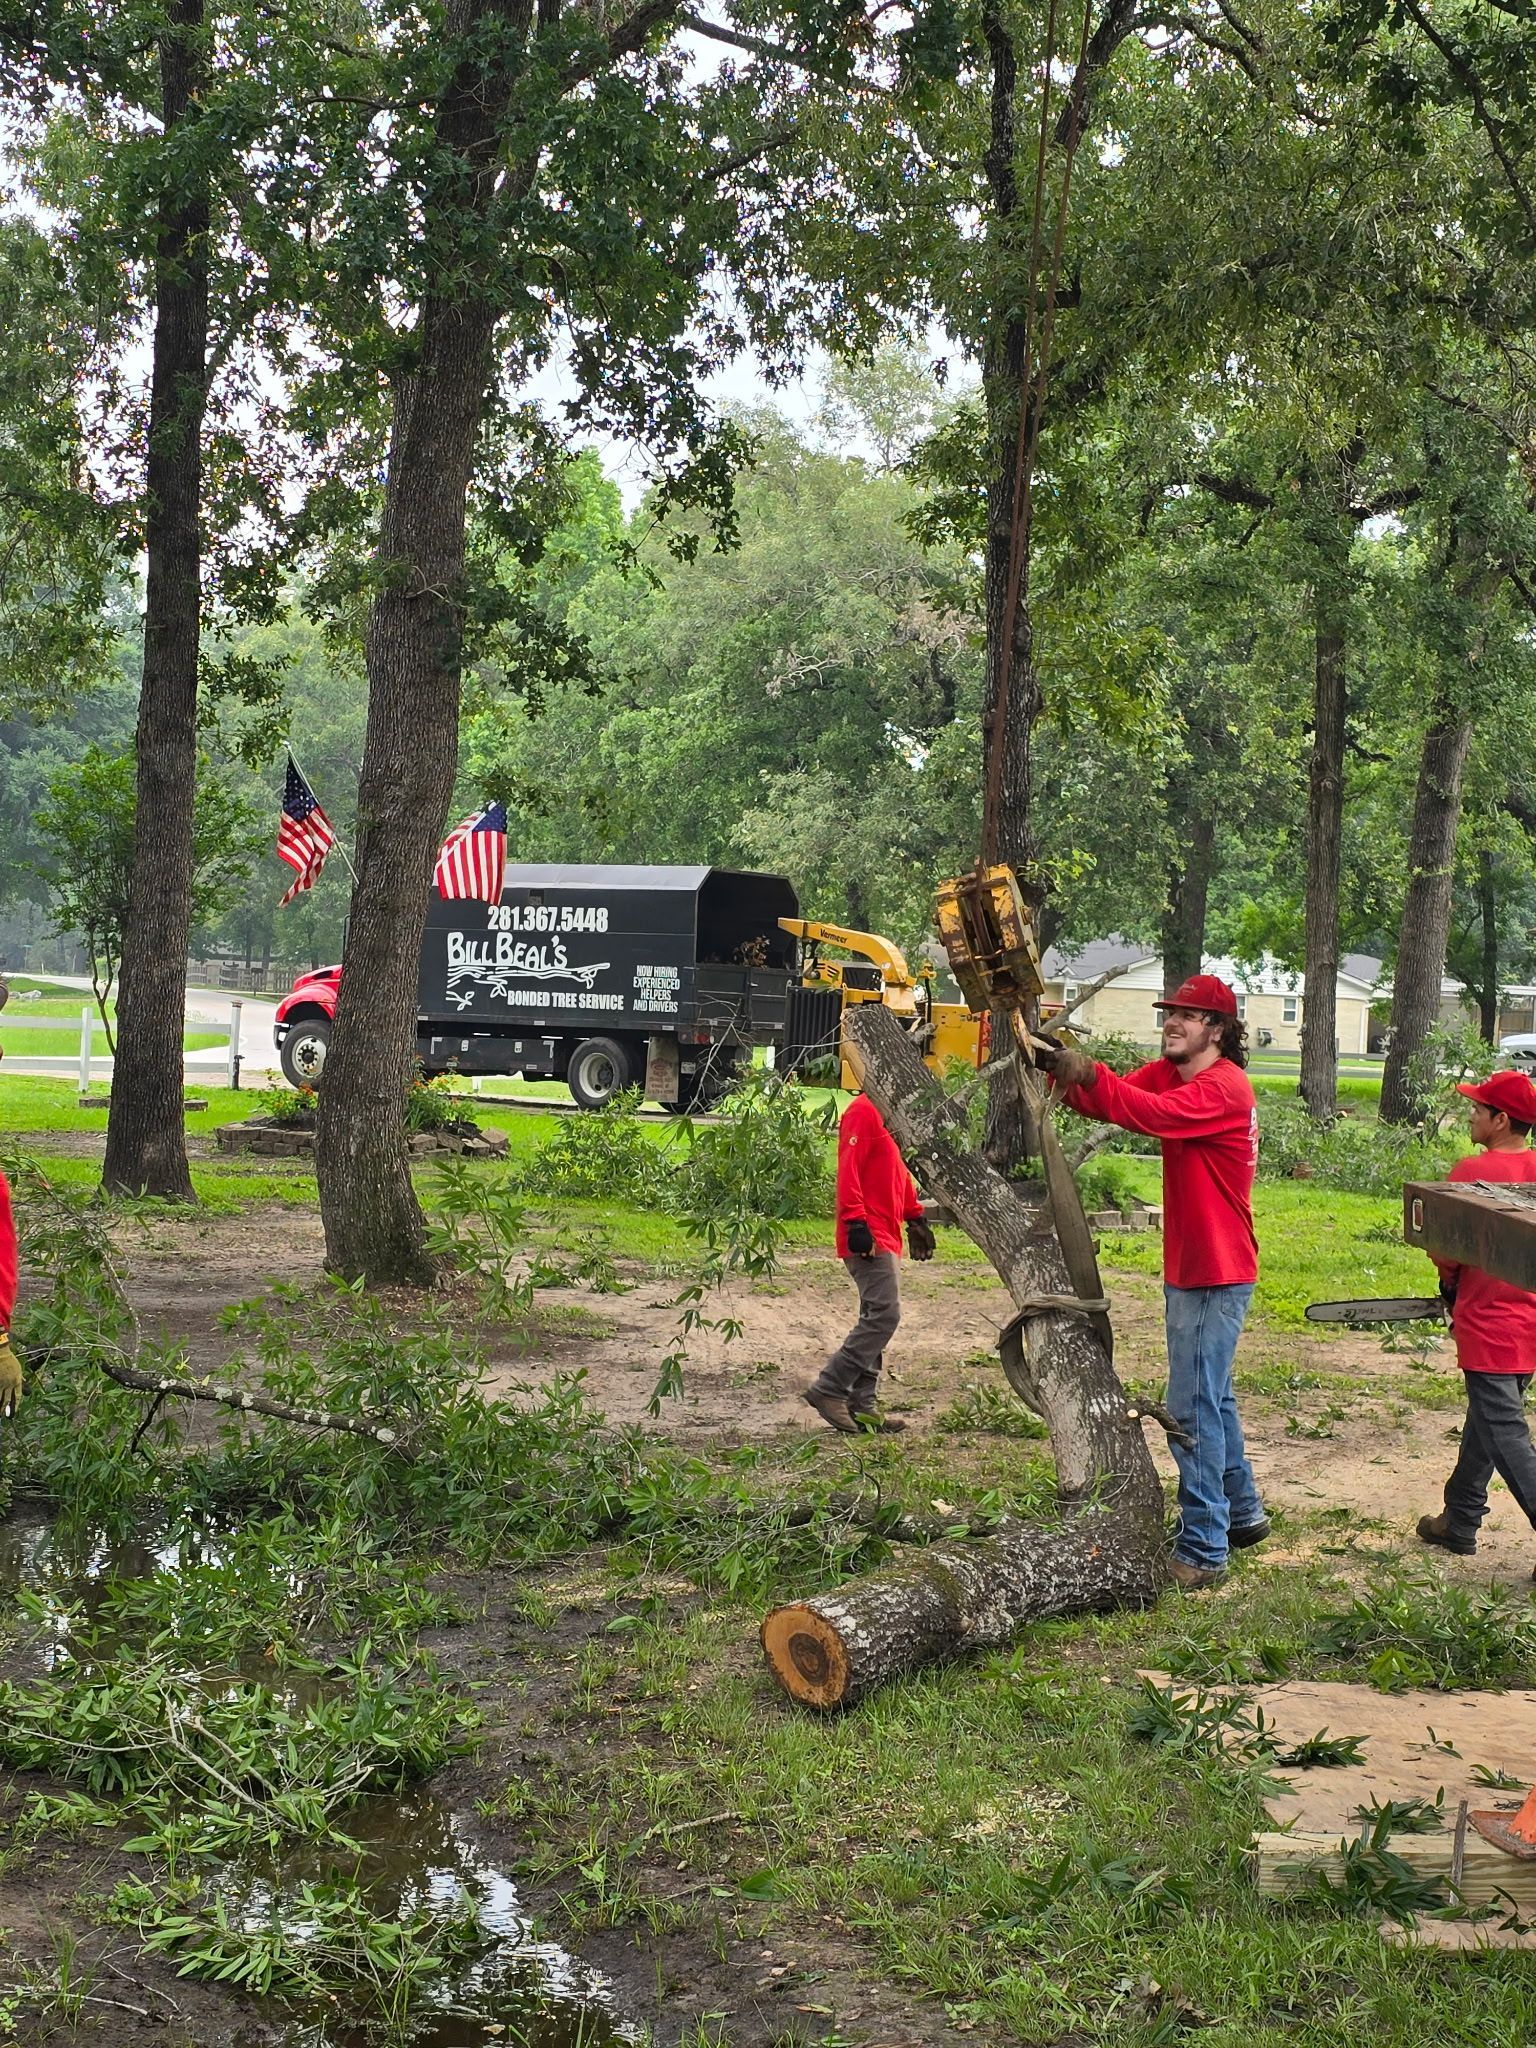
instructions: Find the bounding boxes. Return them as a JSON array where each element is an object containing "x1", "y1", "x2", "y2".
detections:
[
  {"x1": 979, "y1": 9, "x2": 1041, "y2": 1174},
  {"x1": 1299, "y1": 608, "x2": 1347, "y2": 1118},
  {"x1": 1161, "y1": 807, "x2": 1213, "y2": 991},
  {"x1": 313, "y1": 0, "x2": 533, "y2": 1284},
  {"x1": 1380, "y1": 714, "x2": 1474, "y2": 1125},
  {"x1": 1477, "y1": 845, "x2": 1499, "y2": 1044},
  {"x1": 101, "y1": 0, "x2": 209, "y2": 1200}
]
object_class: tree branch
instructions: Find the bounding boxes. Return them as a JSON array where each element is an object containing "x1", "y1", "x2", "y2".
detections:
[
  {"x1": 1190, "y1": 467, "x2": 1274, "y2": 510},
  {"x1": 28, "y1": 1344, "x2": 402, "y2": 1444},
  {"x1": 1399, "y1": 0, "x2": 1536, "y2": 236},
  {"x1": 560, "y1": 0, "x2": 685, "y2": 87},
  {"x1": 676, "y1": 8, "x2": 889, "y2": 91}
]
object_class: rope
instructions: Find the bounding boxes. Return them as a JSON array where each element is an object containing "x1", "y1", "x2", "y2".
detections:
[{"x1": 1003, "y1": 1292, "x2": 1110, "y2": 1324}]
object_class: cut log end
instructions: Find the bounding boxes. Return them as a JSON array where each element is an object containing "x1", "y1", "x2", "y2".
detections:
[{"x1": 760, "y1": 1603, "x2": 851, "y2": 1710}]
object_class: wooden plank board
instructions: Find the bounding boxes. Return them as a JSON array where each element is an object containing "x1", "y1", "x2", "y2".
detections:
[
  {"x1": 1251, "y1": 1824, "x2": 1536, "y2": 1927},
  {"x1": 1404, "y1": 1179, "x2": 1536, "y2": 1291}
]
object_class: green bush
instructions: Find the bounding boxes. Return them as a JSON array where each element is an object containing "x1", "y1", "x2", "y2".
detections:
[
  {"x1": 1316, "y1": 1570, "x2": 1536, "y2": 1690},
  {"x1": 1256, "y1": 1096, "x2": 1458, "y2": 1197},
  {"x1": 1074, "y1": 1152, "x2": 1145, "y2": 1214},
  {"x1": 404, "y1": 1075, "x2": 470, "y2": 1132},
  {"x1": 515, "y1": 1088, "x2": 667, "y2": 1203},
  {"x1": 1081, "y1": 1029, "x2": 1150, "y2": 1076},
  {"x1": 669, "y1": 1073, "x2": 834, "y2": 1223},
  {"x1": 257, "y1": 1085, "x2": 316, "y2": 1127}
]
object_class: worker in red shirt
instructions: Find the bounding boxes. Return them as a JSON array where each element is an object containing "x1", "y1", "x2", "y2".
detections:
[
  {"x1": 1037, "y1": 974, "x2": 1264, "y2": 1589},
  {"x1": 804, "y1": 1090, "x2": 935, "y2": 1435},
  {"x1": 1417, "y1": 1069, "x2": 1536, "y2": 1560}
]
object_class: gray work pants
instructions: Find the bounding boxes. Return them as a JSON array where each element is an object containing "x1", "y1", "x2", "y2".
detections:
[
  {"x1": 811, "y1": 1254, "x2": 901, "y2": 1414},
  {"x1": 1443, "y1": 1371, "x2": 1536, "y2": 1538}
]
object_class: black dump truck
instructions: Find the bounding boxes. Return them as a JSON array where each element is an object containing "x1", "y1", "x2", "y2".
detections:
[{"x1": 275, "y1": 864, "x2": 800, "y2": 1110}]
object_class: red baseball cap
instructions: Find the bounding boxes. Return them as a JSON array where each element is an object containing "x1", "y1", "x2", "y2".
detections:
[
  {"x1": 1153, "y1": 974, "x2": 1239, "y2": 1018},
  {"x1": 1457, "y1": 1071, "x2": 1536, "y2": 1122}
]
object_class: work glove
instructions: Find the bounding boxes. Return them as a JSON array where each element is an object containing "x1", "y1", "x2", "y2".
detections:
[
  {"x1": 1035, "y1": 1041, "x2": 1097, "y2": 1091},
  {"x1": 907, "y1": 1216, "x2": 936, "y2": 1262},
  {"x1": 1439, "y1": 1280, "x2": 1458, "y2": 1322},
  {"x1": 0, "y1": 1334, "x2": 21, "y2": 1419},
  {"x1": 845, "y1": 1218, "x2": 876, "y2": 1258}
]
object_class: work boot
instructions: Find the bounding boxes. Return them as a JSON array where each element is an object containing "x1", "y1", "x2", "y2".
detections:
[
  {"x1": 803, "y1": 1386, "x2": 858, "y2": 1435},
  {"x1": 1229, "y1": 1517, "x2": 1271, "y2": 1550},
  {"x1": 1416, "y1": 1512, "x2": 1476, "y2": 1557},
  {"x1": 851, "y1": 1407, "x2": 907, "y2": 1434},
  {"x1": 1167, "y1": 1555, "x2": 1227, "y2": 1593}
]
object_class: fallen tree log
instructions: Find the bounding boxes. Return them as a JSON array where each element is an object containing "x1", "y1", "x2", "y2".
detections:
[{"x1": 761, "y1": 1003, "x2": 1167, "y2": 1710}]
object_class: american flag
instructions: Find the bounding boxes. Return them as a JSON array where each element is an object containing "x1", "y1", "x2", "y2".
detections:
[
  {"x1": 276, "y1": 755, "x2": 337, "y2": 907},
  {"x1": 434, "y1": 801, "x2": 507, "y2": 902}
]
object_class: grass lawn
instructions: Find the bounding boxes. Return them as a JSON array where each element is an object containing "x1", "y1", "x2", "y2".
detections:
[
  {"x1": 1103, "y1": 1181, "x2": 1438, "y2": 1328},
  {"x1": 0, "y1": 1026, "x2": 224, "y2": 1057},
  {"x1": 496, "y1": 1553, "x2": 1536, "y2": 2048},
  {"x1": 1253, "y1": 1071, "x2": 1383, "y2": 1113},
  {"x1": 0, "y1": 1073, "x2": 1451, "y2": 1320}
]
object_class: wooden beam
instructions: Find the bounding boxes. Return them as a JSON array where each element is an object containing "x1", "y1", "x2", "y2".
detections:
[{"x1": 1404, "y1": 1180, "x2": 1536, "y2": 1291}]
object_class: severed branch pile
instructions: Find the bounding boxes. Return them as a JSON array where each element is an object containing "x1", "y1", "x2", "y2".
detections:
[
  {"x1": 11, "y1": 1160, "x2": 399, "y2": 1449},
  {"x1": 760, "y1": 1004, "x2": 1168, "y2": 1710}
]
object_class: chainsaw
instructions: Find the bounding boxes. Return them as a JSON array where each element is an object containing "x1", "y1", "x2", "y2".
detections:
[{"x1": 1303, "y1": 1297, "x2": 1446, "y2": 1327}]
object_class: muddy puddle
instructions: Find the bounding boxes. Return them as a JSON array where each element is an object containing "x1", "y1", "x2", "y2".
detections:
[{"x1": 2, "y1": 1508, "x2": 636, "y2": 2048}]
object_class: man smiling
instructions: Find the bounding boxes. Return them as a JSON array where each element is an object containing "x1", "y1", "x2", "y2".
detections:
[{"x1": 1036, "y1": 974, "x2": 1264, "y2": 1589}]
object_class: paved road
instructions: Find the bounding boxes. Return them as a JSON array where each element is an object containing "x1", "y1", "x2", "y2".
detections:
[{"x1": 2, "y1": 978, "x2": 283, "y2": 1081}]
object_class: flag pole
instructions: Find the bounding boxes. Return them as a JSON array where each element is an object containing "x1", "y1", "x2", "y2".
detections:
[{"x1": 285, "y1": 743, "x2": 359, "y2": 884}]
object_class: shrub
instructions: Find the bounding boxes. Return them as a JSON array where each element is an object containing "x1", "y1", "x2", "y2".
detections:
[
  {"x1": 404, "y1": 1074, "x2": 471, "y2": 1132},
  {"x1": 1074, "y1": 1152, "x2": 1144, "y2": 1215},
  {"x1": 669, "y1": 1073, "x2": 835, "y2": 1223},
  {"x1": 257, "y1": 1086, "x2": 316, "y2": 1128},
  {"x1": 1081, "y1": 1029, "x2": 1149, "y2": 1076},
  {"x1": 1256, "y1": 1096, "x2": 1458, "y2": 1197},
  {"x1": 517, "y1": 1088, "x2": 666, "y2": 1204}
]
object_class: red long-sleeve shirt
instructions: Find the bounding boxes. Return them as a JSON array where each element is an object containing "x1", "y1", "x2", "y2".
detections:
[
  {"x1": 835, "y1": 1093, "x2": 923, "y2": 1258},
  {"x1": 1066, "y1": 1057, "x2": 1259, "y2": 1288},
  {"x1": 0, "y1": 1171, "x2": 15, "y2": 1331},
  {"x1": 1431, "y1": 1148, "x2": 1536, "y2": 1374}
]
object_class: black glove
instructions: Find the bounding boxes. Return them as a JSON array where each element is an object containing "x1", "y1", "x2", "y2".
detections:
[
  {"x1": 845, "y1": 1218, "x2": 875, "y2": 1257},
  {"x1": 907, "y1": 1216, "x2": 936, "y2": 1262},
  {"x1": 1439, "y1": 1280, "x2": 1458, "y2": 1321}
]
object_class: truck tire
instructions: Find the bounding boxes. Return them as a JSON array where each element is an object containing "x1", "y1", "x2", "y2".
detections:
[
  {"x1": 664, "y1": 1054, "x2": 739, "y2": 1115},
  {"x1": 280, "y1": 1019, "x2": 332, "y2": 1090},
  {"x1": 567, "y1": 1036, "x2": 632, "y2": 1110}
]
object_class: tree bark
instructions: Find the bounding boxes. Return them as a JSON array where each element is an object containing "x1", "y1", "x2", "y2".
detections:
[
  {"x1": 1161, "y1": 807, "x2": 1214, "y2": 991},
  {"x1": 101, "y1": 0, "x2": 209, "y2": 1201},
  {"x1": 314, "y1": 0, "x2": 534, "y2": 1284},
  {"x1": 761, "y1": 1003, "x2": 1165, "y2": 1709},
  {"x1": 1299, "y1": 608, "x2": 1347, "y2": 1118},
  {"x1": 978, "y1": 8, "x2": 1041, "y2": 1176},
  {"x1": 763, "y1": 1517, "x2": 1157, "y2": 1710},
  {"x1": 1476, "y1": 845, "x2": 1498, "y2": 1044},
  {"x1": 1380, "y1": 714, "x2": 1474, "y2": 1125}
]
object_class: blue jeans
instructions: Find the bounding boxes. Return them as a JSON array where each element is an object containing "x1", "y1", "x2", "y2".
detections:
[{"x1": 1164, "y1": 1283, "x2": 1264, "y2": 1570}]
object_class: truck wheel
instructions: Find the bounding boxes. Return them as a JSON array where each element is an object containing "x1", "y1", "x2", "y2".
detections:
[
  {"x1": 665, "y1": 1057, "x2": 739, "y2": 1115},
  {"x1": 567, "y1": 1036, "x2": 632, "y2": 1110},
  {"x1": 280, "y1": 1020, "x2": 331, "y2": 1090}
]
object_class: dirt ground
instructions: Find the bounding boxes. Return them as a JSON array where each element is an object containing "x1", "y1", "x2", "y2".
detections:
[
  {"x1": 6, "y1": 1196, "x2": 1535, "y2": 2048},
  {"x1": 110, "y1": 1199, "x2": 1536, "y2": 1584}
]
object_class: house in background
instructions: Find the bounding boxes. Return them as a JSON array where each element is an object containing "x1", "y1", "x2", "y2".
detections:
[{"x1": 1039, "y1": 938, "x2": 1382, "y2": 1054}]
